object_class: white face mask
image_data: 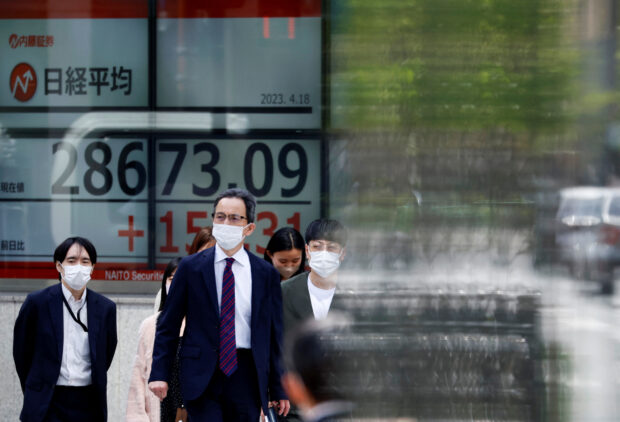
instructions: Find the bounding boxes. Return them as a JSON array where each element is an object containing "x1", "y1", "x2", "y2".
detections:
[
  {"x1": 212, "y1": 223, "x2": 247, "y2": 250},
  {"x1": 277, "y1": 266, "x2": 298, "y2": 280},
  {"x1": 61, "y1": 264, "x2": 92, "y2": 290},
  {"x1": 308, "y1": 251, "x2": 341, "y2": 278}
]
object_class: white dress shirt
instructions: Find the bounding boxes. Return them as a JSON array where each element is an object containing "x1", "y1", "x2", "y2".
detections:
[
  {"x1": 307, "y1": 276, "x2": 335, "y2": 320},
  {"x1": 57, "y1": 284, "x2": 92, "y2": 386},
  {"x1": 214, "y1": 244, "x2": 252, "y2": 348}
]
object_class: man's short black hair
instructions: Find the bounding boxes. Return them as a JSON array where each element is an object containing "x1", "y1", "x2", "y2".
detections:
[
  {"x1": 284, "y1": 315, "x2": 350, "y2": 403},
  {"x1": 213, "y1": 188, "x2": 257, "y2": 223},
  {"x1": 305, "y1": 219, "x2": 347, "y2": 247},
  {"x1": 53, "y1": 237, "x2": 97, "y2": 281}
]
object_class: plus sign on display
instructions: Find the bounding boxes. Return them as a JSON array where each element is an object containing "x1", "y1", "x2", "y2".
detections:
[{"x1": 118, "y1": 216, "x2": 144, "y2": 252}]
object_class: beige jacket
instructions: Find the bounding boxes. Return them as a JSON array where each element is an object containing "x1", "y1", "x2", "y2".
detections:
[{"x1": 126, "y1": 313, "x2": 160, "y2": 422}]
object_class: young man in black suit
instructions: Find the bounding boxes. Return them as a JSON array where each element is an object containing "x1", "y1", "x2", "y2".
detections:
[{"x1": 13, "y1": 236, "x2": 117, "y2": 422}]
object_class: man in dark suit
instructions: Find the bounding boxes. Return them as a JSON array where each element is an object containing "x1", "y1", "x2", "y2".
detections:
[
  {"x1": 149, "y1": 188, "x2": 290, "y2": 421},
  {"x1": 13, "y1": 236, "x2": 117, "y2": 422},
  {"x1": 282, "y1": 315, "x2": 353, "y2": 422},
  {"x1": 281, "y1": 219, "x2": 347, "y2": 335}
]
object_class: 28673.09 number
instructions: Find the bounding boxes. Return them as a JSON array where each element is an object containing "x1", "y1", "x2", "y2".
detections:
[{"x1": 51, "y1": 140, "x2": 308, "y2": 198}]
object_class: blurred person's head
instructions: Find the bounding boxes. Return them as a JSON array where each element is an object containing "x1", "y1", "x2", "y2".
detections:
[
  {"x1": 54, "y1": 237, "x2": 97, "y2": 293},
  {"x1": 188, "y1": 226, "x2": 215, "y2": 254},
  {"x1": 159, "y1": 257, "x2": 182, "y2": 312},
  {"x1": 305, "y1": 219, "x2": 347, "y2": 281},
  {"x1": 282, "y1": 314, "x2": 352, "y2": 413},
  {"x1": 211, "y1": 188, "x2": 256, "y2": 252},
  {"x1": 264, "y1": 227, "x2": 306, "y2": 281}
]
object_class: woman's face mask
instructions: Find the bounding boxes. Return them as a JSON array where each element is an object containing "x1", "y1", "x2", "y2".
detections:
[{"x1": 269, "y1": 249, "x2": 303, "y2": 281}]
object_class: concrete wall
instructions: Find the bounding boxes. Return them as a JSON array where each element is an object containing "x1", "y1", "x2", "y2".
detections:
[{"x1": 3, "y1": 293, "x2": 157, "y2": 421}]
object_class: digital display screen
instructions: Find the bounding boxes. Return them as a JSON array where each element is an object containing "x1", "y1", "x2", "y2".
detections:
[{"x1": 0, "y1": 136, "x2": 321, "y2": 280}]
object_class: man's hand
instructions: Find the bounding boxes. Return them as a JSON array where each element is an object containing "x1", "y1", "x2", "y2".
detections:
[
  {"x1": 148, "y1": 381, "x2": 169, "y2": 401},
  {"x1": 276, "y1": 399, "x2": 290, "y2": 416}
]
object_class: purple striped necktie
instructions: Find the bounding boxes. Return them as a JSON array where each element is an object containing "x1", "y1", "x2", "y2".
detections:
[{"x1": 219, "y1": 257, "x2": 237, "y2": 376}]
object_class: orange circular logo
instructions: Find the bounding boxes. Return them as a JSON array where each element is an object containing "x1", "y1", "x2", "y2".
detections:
[{"x1": 10, "y1": 63, "x2": 37, "y2": 102}]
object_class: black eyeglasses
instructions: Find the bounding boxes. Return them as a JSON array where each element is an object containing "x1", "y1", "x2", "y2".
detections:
[
  {"x1": 212, "y1": 212, "x2": 248, "y2": 224},
  {"x1": 308, "y1": 240, "x2": 342, "y2": 253}
]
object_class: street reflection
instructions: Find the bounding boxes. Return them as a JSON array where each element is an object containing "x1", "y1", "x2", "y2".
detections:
[{"x1": 322, "y1": 278, "x2": 542, "y2": 420}]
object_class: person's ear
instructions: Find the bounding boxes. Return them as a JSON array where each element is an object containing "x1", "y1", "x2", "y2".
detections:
[
  {"x1": 243, "y1": 222, "x2": 256, "y2": 237},
  {"x1": 282, "y1": 372, "x2": 313, "y2": 409},
  {"x1": 340, "y1": 247, "x2": 346, "y2": 261},
  {"x1": 55, "y1": 261, "x2": 63, "y2": 276},
  {"x1": 267, "y1": 250, "x2": 273, "y2": 259}
]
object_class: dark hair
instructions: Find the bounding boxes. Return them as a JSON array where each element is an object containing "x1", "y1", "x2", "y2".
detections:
[
  {"x1": 159, "y1": 257, "x2": 182, "y2": 312},
  {"x1": 284, "y1": 315, "x2": 351, "y2": 403},
  {"x1": 213, "y1": 188, "x2": 257, "y2": 223},
  {"x1": 54, "y1": 237, "x2": 97, "y2": 281},
  {"x1": 188, "y1": 226, "x2": 214, "y2": 255},
  {"x1": 264, "y1": 227, "x2": 307, "y2": 277},
  {"x1": 305, "y1": 219, "x2": 347, "y2": 247}
]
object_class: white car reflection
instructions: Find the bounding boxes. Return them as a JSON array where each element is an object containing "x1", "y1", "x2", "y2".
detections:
[{"x1": 555, "y1": 186, "x2": 620, "y2": 294}]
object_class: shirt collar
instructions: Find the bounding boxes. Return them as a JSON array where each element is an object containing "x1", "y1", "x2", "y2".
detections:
[
  {"x1": 61, "y1": 282, "x2": 87, "y2": 305},
  {"x1": 214, "y1": 243, "x2": 250, "y2": 267}
]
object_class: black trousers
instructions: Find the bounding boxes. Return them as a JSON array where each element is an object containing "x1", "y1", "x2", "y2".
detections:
[
  {"x1": 186, "y1": 349, "x2": 261, "y2": 422},
  {"x1": 44, "y1": 385, "x2": 101, "y2": 422}
]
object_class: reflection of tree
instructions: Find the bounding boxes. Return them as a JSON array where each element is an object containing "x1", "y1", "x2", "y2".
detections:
[
  {"x1": 332, "y1": 0, "x2": 575, "y2": 132},
  {"x1": 328, "y1": 0, "x2": 593, "y2": 263}
]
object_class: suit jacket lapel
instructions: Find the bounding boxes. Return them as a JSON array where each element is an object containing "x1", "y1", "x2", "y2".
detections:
[
  {"x1": 201, "y1": 249, "x2": 219, "y2": 314},
  {"x1": 87, "y1": 289, "x2": 101, "y2": 363},
  {"x1": 294, "y1": 274, "x2": 314, "y2": 320},
  {"x1": 48, "y1": 284, "x2": 64, "y2": 360}
]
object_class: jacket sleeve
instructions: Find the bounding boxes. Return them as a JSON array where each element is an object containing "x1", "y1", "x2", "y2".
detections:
[
  {"x1": 268, "y1": 268, "x2": 288, "y2": 400},
  {"x1": 149, "y1": 258, "x2": 188, "y2": 383},
  {"x1": 106, "y1": 301, "x2": 118, "y2": 370},
  {"x1": 126, "y1": 317, "x2": 155, "y2": 422},
  {"x1": 13, "y1": 294, "x2": 36, "y2": 393}
]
